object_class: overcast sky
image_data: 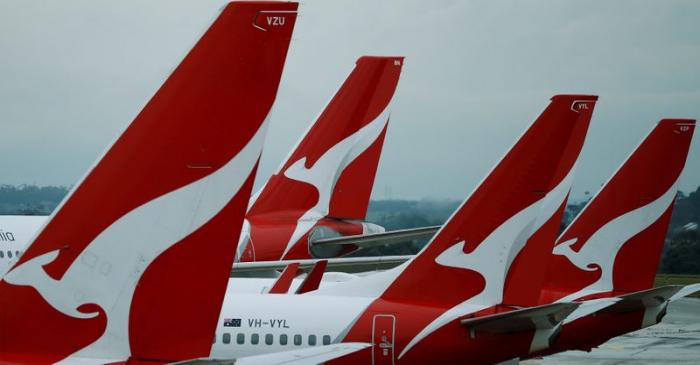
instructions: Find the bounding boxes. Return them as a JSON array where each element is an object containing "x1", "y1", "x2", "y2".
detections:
[{"x1": 0, "y1": 0, "x2": 698, "y2": 201}]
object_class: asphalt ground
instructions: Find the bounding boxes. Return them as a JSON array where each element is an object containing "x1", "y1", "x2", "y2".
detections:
[{"x1": 523, "y1": 298, "x2": 700, "y2": 364}]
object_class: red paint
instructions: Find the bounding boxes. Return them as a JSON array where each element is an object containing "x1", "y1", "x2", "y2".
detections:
[
  {"x1": 542, "y1": 119, "x2": 696, "y2": 302},
  {"x1": 268, "y1": 263, "x2": 301, "y2": 294},
  {"x1": 0, "y1": 2, "x2": 296, "y2": 362},
  {"x1": 295, "y1": 260, "x2": 328, "y2": 294},
  {"x1": 337, "y1": 95, "x2": 599, "y2": 365},
  {"x1": 245, "y1": 57, "x2": 403, "y2": 262},
  {"x1": 537, "y1": 119, "x2": 696, "y2": 356}
]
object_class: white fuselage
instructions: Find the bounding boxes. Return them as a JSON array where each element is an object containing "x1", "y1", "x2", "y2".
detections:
[
  {"x1": 0, "y1": 215, "x2": 375, "y2": 359},
  {"x1": 209, "y1": 292, "x2": 373, "y2": 358},
  {"x1": 0, "y1": 216, "x2": 46, "y2": 277},
  {"x1": 0, "y1": 215, "x2": 363, "y2": 291}
]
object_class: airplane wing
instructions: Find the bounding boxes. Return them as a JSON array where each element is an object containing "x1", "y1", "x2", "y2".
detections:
[
  {"x1": 231, "y1": 225, "x2": 438, "y2": 277},
  {"x1": 310, "y1": 225, "x2": 440, "y2": 249},
  {"x1": 231, "y1": 255, "x2": 411, "y2": 277},
  {"x1": 173, "y1": 342, "x2": 370, "y2": 365},
  {"x1": 459, "y1": 302, "x2": 580, "y2": 334}
]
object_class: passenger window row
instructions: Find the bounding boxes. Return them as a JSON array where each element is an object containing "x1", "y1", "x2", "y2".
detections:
[
  {"x1": 0, "y1": 250, "x2": 21, "y2": 259},
  {"x1": 218, "y1": 333, "x2": 331, "y2": 346}
]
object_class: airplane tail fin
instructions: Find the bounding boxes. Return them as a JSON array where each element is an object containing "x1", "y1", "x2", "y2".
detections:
[
  {"x1": 372, "y1": 95, "x2": 597, "y2": 359},
  {"x1": 248, "y1": 56, "x2": 403, "y2": 221},
  {"x1": 500, "y1": 97, "x2": 595, "y2": 307},
  {"x1": 0, "y1": 2, "x2": 297, "y2": 363},
  {"x1": 381, "y1": 95, "x2": 598, "y2": 306},
  {"x1": 542, "y1": 119, "x2": 695, "y2": 302}
]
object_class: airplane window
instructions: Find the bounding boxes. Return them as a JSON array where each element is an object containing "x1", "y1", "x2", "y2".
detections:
[
  {"x1": 7, "y1": 251, "x2": 12, "y2": 258},
  {"x1": 0, "y1": 251, "x2": 4, "y2": 258},
  {"x1": 15, "y1": 251, "x2": 19, "y2": 257},
  {"x1": 237, "y1": 333, "x2": 245, "y2": 345},
  {"x1": 323, "y1": 335, "x2": 331, "y2": 345},
  {"x1": 265, "y1": 334, "x2": 273, "y2": 345},
  {"x1": 223, "y1": 333, "x2": 231, "y2": 344},
  {"x1": 251, "y1": 334, "x2": 259, "y2": 345},
  {"x1": 308, "y1": 335, "x2": 317, "y2": 346},
  {"x1": 279, "y1": 334, "x2": 288, "y2": 345},
  {"x1": 294, "y1": 334, "x2": 302, "y2": 346}
]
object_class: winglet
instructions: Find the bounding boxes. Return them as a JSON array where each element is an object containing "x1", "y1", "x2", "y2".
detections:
[
  {"x1": 296, "y1": 259, "x2": 328, "y2": 294},
  {"x1": 268, "y1": 263, "x2": 301, "y2": 294}
]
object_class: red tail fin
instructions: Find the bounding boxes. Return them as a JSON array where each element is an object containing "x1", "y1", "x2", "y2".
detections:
[
  {"x1": 369, "y1": 95, "x2": 598, "y2": 358},
  {"x1": 244, "y1": 56, "x2": 403, "y2": 261},
  {"x1": 382, "y1": 95, "x2": 598, "y2": 306},
  {"x1": 501, "y1": 98, "x2": 596, "y2": 307},
  {"x1": 542, "y1": 119, "x2": 695, "y2": 303},
  {"x1": 248, "y1": 56, "x2": 402, "y2": 220},
  {"x1": 0, "y1": 2, "x2": 297, "y2": 363}
]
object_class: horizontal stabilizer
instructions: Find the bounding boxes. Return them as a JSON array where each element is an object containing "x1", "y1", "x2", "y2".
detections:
[
  {"x1": 173, "y1": 342, "x2": 371, "y2": 365},
  {"x1": 231, "y1": 255, "x2": 411, "y2": 276},
  {"x1": 670, "y1": 283, "x2": 700, "y2": 301},
  {"x1": 608, "y1": 285, "x2": 684, "y2": 312},
  {"x1": 310, "y1": 225, "x2": 440, "y2": 249},
  {"x1": 561, "y1": 286, "x2": 696, "y2": 330},
  {"x1": 460, "y1": 302, "x2": 580, "y2": 334},
  {"x1": 562, "y1": 298, "x2": 620, "y2": 324}
]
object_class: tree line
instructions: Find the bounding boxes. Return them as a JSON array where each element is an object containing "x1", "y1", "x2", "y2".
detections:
[{"x1": 0, "y1": 184, "x2": 698, "y2": 273}]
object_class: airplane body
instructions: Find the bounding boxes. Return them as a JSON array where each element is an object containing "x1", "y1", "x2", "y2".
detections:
[{"x1": 0, "y1": 216, "x2": 45, "y2": 277}]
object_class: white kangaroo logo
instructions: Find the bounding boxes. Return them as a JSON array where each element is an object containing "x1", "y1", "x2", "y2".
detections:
[
  {"x1": 553, "y1": 179, "x2": 679, "y2": 302},
  {"x1": 279, "y1": 109, "x2": 390, "y2": 257},
  {"x1": 3, "y1": 122, "x2": 268, "y2": 360},
  {"x1": 399, "y1": 166, "x2": 576, "y2": 359}
]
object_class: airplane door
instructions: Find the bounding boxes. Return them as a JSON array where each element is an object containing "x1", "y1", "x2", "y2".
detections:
[{"x1": 372, "y1": 314, "x2": 396, "y2": 365}]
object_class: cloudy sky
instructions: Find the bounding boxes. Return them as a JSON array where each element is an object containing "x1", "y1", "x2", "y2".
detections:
[{"x1": 0, "y1": 0, "x2": 698, "y2": 201}]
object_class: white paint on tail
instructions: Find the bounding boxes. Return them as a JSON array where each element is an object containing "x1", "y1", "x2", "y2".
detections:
[
  {"x1": 4, "y1": 120, "x2": 269, "y2": 360},
  {"x1": 554, "y1": 178, "x2": 679, "y2": 302},
  {"x1": 399, "y1": 167, "x2": 576, "y2": 358},
  {"x1": 280, "y1": 109, "x2": 390, "y2": 257}
]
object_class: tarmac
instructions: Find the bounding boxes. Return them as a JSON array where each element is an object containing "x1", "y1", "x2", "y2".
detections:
[{"x1": 523, "y1": 298, "x2": 700, "y2": 364}]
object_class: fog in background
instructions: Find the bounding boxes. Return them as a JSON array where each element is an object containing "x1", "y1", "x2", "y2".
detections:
[{"x1": 0, "y1": 0, "x2": 698, "y2": 201}]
